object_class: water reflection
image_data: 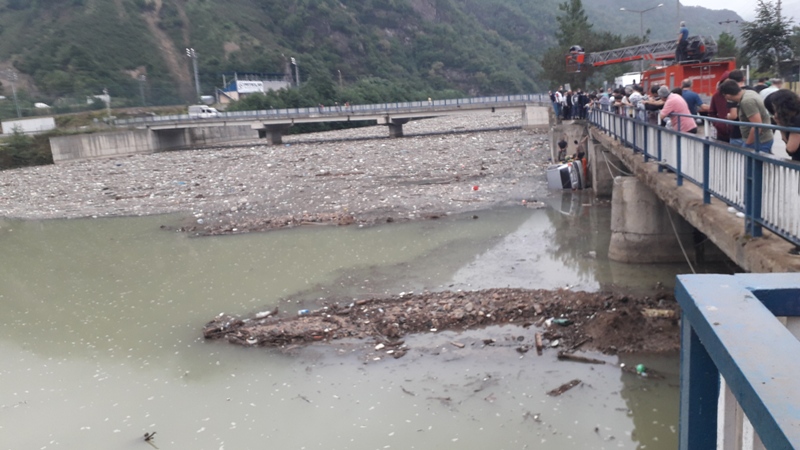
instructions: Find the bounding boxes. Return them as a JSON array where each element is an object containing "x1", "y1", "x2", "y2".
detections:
[{"x1": 0, "y1": 203, "x2": 688, "y2": 449}]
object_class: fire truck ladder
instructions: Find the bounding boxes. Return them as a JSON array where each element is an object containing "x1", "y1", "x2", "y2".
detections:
[{"x1": 566, "y1": 36, "x2": 717, "y2": 72}]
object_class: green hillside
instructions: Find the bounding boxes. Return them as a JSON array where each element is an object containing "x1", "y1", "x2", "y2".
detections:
[{"x1": 0, "y1": 0, "x2": 743, "y2": 115}]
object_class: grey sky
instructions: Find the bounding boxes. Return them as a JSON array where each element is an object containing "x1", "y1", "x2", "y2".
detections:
[{"x1": 679, "y1": 0, "x2": 800, "y2": 22}]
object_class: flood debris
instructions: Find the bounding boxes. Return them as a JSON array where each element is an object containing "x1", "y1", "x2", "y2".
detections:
[
  {"x1": 202, "y1": 288, "x2": 681, "y2": 355},
  {"x1": 547, "y1": 379, "x2": 582, "y2": 396},
  {"x1": 556, "y1": 351, "x2": 606, "y2": 365},
  {"x1": 534, "y1": 332, "x2": 544, "y2": 355}
]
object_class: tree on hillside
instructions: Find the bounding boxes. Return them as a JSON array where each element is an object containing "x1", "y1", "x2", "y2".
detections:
[
  {"x1": 542, "y1": 0, "x2": 640, "y2": 90},
  {"x1": 741, "y1": 0, "x2": 793, "y2": 72},
  {"x1": 717, "y1": 32, "x2": 738, "y2": 59},
  {"x1": 555, "y1": 0, "x2": 592, "y2": 47}
]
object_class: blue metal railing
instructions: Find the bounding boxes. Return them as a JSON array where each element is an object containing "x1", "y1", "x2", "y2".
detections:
[
  {"x1": 589, "y1": 107, "x2": 800, "y2": 247},
  {"x1": 114, "y1": 94, "x2": 549, "y2": 126},
  {"x1": 676, "y1": 273, "x2": 800, "y2": 449}
]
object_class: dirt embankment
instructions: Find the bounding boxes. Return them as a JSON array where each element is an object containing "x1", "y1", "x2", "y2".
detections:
[{"x1": 203, "y1": 287, "x2": 680, "y2": 357}]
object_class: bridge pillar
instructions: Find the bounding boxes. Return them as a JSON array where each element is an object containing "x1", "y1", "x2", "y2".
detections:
[
  {"x1": 609, "y1": 176, "x2": 697, "y2": 263},
  {"x1": 388, "y1": 119, "x2": 409, "y2": 138},
  {"x1": 588, "y1": 134, "x2": 625, "y2": 198},
  {"x1": 386, "y1": 119, "x2": 408, "y2": 138},
  {"x1": 259, "y1": 124, "x2": 290, "y2": 145},
  {"x1": 522, "y1": 105, "x2": 551, "y2": 130}
]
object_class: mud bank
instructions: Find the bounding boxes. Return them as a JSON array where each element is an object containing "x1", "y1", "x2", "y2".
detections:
[{"x1": 203, "y1": 287, "x2": 680, "y2": 356}]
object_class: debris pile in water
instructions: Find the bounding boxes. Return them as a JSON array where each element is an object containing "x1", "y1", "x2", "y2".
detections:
[{"x1": 203, "y1": 288, "x2": 680, "y2": 355}]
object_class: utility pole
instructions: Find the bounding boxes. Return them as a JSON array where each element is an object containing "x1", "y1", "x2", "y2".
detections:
[
  {"x1": 8, "y1": 70, "x2": 21, "y2": 118},
  {"x1": 186, "y1": 48, "x2": 201, "y2": 102},
  {"x1": 718, "y1": 19, "x2": 739, "y2": 34},
  {"x1": 139, "y1": 75, "x2": 147, "y2": 106},
  {"x1": 103, "y1": 87, "x2": 111, "y2": 124}
]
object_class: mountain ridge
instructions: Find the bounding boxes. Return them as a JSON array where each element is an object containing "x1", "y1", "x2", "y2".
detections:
[{"x1": 0, "y1": 0, "x2": 742, "y2": 108}]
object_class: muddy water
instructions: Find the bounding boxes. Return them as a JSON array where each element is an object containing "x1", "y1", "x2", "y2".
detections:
[{"x1": 0, "y1": 194, "x2": 707, "y2": 449}]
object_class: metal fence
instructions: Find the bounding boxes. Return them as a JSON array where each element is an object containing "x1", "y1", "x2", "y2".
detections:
[
  {"x1": 114, "y1": 94, "x2": 550, "y2": 126},
  {"x1": 589, "y1": 107, "x2": 800, "y2": 247}
]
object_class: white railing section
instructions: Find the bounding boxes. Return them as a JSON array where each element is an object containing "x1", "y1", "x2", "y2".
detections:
[{"x1": 114, "y1": 94, "x2": 550, "y2": 126}]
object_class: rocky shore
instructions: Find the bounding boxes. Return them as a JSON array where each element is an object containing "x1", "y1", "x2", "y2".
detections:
[{"x1": 0, "y1": 112, "x2": 552, "y2": 235}]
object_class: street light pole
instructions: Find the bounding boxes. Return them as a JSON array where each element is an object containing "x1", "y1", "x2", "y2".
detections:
[
  {"x1": 291, "y1": 57, "x2": 300, "y2": 88},
  {"x1": 186, "y1": 48, "x2": 201, "y2": 102},
  {"x1": 620, "y1": 3, "x2": 664, "y2": 72}
]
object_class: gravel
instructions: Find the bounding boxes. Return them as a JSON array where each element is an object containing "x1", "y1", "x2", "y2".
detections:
[{"x1": 0, "y1": 112, "x2": 553, "y2": 233}]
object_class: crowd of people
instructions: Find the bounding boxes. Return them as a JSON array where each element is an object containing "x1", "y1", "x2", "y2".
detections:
[{"x1": 549, "y1": 70, "x2": 800, "y2": 162}]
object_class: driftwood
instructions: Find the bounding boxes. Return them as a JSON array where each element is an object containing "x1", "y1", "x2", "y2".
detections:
[
  {"x1": 534, "y1": 332, "x2": 544, "y2": 355},
  {"x1": 557, "y1": 351, "x2": 606, "y2": 365},
  {"x1": 547, "y1": 379, "x2": 581, "y2": 396}
]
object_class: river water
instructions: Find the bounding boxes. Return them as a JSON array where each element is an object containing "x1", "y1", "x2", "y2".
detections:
[{"x1": 1, "y1": 192, "x2": 722, "y2": 449}]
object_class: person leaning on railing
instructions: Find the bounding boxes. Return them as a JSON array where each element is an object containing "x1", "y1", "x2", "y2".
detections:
[
  {"x1": 707, "y1": 71, "x2": 732, "y2": 142},
  {"x1": 658, "y1": 85, "x2": 697, "y2": 134},
  {"x1": 643, "y1": 84, "x2": 665, "y2": 125},
  {"x1": 764, "y1": 89, "x2": 800, "y2": 162},
  {"x1": 719, "y1": 79, "x2": 774, "y2": 153}
]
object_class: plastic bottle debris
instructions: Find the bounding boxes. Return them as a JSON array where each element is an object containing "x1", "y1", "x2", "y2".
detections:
[
  {"x1": 635, "y1": 364, "x2": 646, "y2": 375},
  {"x1": 298, "y1": 309, "x2": 310, "y2": 316},
  {"x1": 552, "y1": 318, "x2": 573, "y2": 326}
]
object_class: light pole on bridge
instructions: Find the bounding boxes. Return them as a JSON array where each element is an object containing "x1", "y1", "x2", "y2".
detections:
[
  {"x1": 620, "y1": 3, "x2": 664, "y2": 73},
  {"x1": 186, "y1": 48, "x2": 201, "y2": 102}
]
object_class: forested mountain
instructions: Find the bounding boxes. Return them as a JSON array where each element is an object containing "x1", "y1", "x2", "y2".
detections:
[{"x1": 0, "y1": 0, "x2": 742, "y2": 111}]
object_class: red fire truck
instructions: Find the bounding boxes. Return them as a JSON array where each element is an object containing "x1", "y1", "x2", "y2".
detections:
[{"x1": 566, "y1": 36, "x2": 736, "y2": 97}]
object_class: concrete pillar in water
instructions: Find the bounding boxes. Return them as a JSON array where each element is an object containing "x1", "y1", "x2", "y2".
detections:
[
  {"x1": 588, "y1": 135, "x2": 626, "y2": 198},
  {"x1": 608, "y1": 176, "x2": 696, "y2": 263},
  {"x1": 388, "y1": 118, "x2": 409, "y2": 138}
]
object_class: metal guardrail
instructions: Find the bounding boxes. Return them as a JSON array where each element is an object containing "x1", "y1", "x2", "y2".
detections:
[
  {"x1": 589, "y1": 107, "x2": 800, "y2": 247},
  {"x1": 114, "y1": 94, "x2": 550, "y2": 126},
  {"x1": 675, "y1": 273, "x2": 800, "y2": 449}
]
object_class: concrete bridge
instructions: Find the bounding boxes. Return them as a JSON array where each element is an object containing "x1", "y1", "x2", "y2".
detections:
[
  {"x1": 50, "y1": 95, "x2": 551, "y2": 162},
  {"x1": 579, "y1": 108, "x2": 800, "y2": 274},
  {"x1": 582, "y1": 109, "x2": 800, "y2": 450}
]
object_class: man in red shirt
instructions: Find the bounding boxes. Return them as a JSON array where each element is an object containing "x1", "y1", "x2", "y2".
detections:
[{"x1": 708, "y1": 71, "x2": 731, "y2": 142}]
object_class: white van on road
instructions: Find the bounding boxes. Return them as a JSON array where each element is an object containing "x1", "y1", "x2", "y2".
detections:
[{"x1": 188, "y1": 105, "x2": 220, "y2": 118}]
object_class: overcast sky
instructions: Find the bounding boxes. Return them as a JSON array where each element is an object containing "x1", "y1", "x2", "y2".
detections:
[{"x1": 678, "y1": 0, "x2": 800, "y2": 22}]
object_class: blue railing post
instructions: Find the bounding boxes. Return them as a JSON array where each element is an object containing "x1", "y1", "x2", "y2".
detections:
[
  {"x1": 702, "y1": 141, "x2": 711, "y2": 204},
  {"x1": 679, "y1": 315, "x2": 720, "y2": 450},
  {"x1": 642, "y1": 120, "x2": 649, "y2": 161},
  {"x1": 676, "y1": 132, "x2": 684, "y2": 186},
  {"x1": 745, "y1": 156, "x2": 764, "y2": 238}
]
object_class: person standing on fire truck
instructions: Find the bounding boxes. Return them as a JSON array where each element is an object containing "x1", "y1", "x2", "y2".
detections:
[{"x1": 676, "y1": 21, "x2": 689, "y2": 62}]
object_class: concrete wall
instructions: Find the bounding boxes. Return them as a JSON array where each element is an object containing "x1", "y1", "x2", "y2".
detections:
[
  {"x1": 550, "y1": 123, "x2": 588, "y2": 162},
  {"x1": 521, "y1": 105, "x2": 550, "y2": 130},
  {"x1": 50, "y1": 125, "x2": 258, "y2": 163},
  {"x1": 50, "y1": 129, "x2": 155, "y2": 163}
]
